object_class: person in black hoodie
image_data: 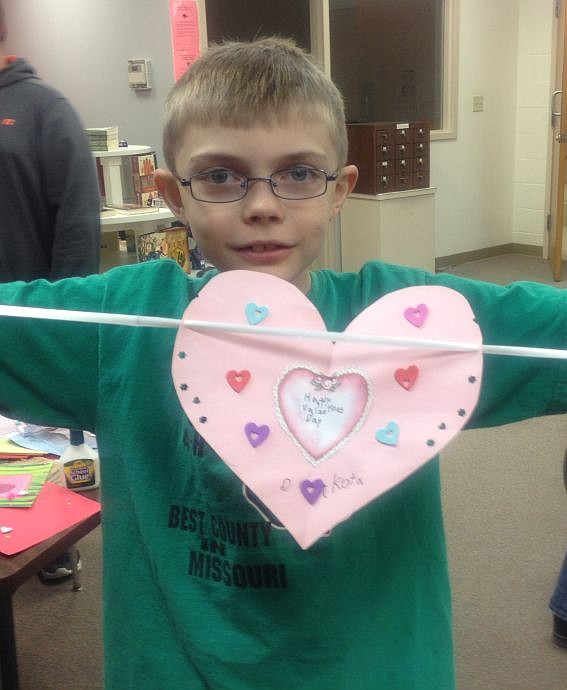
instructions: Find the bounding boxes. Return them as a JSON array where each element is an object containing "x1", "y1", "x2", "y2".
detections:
[
  {"x1": 0, "y1": 1, "x2": 100, "y2": 580},
  {"x1": 0, "y1": 1, "x2": 100, "y2": 281}
]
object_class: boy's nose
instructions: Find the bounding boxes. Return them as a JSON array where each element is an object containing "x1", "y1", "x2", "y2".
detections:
[{"x1": 242, "y1": 178, "x2": 284, "y2": 219}]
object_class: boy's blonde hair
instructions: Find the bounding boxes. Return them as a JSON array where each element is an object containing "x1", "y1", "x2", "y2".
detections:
[{"x1": 163, "y1": 37, "x2": 347, "y2": 173}]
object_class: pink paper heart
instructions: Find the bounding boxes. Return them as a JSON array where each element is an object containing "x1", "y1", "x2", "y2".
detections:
[{"x1": 172, "y1": 271, "x2": 483, "y2": 549}]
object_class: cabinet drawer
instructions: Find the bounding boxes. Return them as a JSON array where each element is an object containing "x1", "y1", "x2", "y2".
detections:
[
  {"x1": 376, "y1": 143, "x2": 395, "y2": 161},
  {"x1": 394, "y1": 171, "x2": 412, "y2": 191},
  {"x1": 412, "y1": 155, "x2": 429, "y2": 173},
  {"x1": 395, "y1": 158, "x2": 411, "y2": 176},
  {"x1": 413, "y1": 123, "x2": 430, "y2": 141},
  {"x1": 375, "y1": 128, "x2": 395, "y2": 145},
  {"x1": 376, "y1": 173, "x2": 395, "y2": 192},
  {"x1": 412, "y1": 169, "x2": 430, "y2": 188},
  {"x1": 377, "y1": 159, "x2": 394, "y2": 172},
  {"x1": 394, "y1": 126, "x2": 413, "y2": 144},
  {"x1": 413, "y1": 141, "x2": 428, "y2": 156}
]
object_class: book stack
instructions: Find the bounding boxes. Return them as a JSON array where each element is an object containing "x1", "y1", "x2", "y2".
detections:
[{"x1": 85, "y1": 126, "x2": 120, "y2": 152}]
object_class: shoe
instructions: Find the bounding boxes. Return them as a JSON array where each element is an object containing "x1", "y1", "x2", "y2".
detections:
[
  {"x1": 553, "y1": 614, "x2": 567, "y2": 648},
  {"x1": 38, "y1": 550, "x2": 82, "y2": 584}
]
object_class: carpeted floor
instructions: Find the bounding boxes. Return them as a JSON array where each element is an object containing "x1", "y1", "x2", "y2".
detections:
[
  {"x1": 442, "y1": 253, "x2": 567, "y2": 690},
  {"x1": 10, "y1": 253, "x2": 567, "y2": 690}
]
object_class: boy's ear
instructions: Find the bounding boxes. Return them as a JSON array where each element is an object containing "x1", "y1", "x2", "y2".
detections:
[
  {"x1": 155, "y1": 169, "x2": 189, "y2": 224},
  {"x1": 330, "y1": 165, "x2": 358, "y2": 218}
]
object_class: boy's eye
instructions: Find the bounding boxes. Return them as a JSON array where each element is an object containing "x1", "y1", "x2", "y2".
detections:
[
  {"x1": 280, "y1": 166, "x2": 316, "y2": 183},
  {"x1": 199, "y1": 168, "x2": 239, "y2": 185}
]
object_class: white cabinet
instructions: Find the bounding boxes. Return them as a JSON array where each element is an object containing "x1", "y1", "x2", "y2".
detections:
[{"x1": 339, "y1": 188, "x2": 436, "y2": 273}]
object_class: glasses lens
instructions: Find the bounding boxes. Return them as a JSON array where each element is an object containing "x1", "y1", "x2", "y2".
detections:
[
  {"x1": 191, "y1": 169, "x2": 247, "y2": 202},
  {"x1": 272, "y1": 167, "x2": 326, "y2": 199}
]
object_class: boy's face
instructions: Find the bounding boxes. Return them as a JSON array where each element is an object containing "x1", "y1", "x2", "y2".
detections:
[{"x1": 156, "y1": 115, "x2": 357, "y2": 293}]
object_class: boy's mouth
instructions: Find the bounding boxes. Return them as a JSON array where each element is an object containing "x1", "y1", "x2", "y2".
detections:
[
  {"x1": 236, "y1": 241, "x2": 294, "y2": 263},
  {"x1": 248, "y1": 243, "x2": 283, "y2": 253}
]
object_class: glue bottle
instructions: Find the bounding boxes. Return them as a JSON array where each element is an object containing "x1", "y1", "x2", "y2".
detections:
[{"x1": 58, "y1": 429, "x2": 100, "y2": 491}]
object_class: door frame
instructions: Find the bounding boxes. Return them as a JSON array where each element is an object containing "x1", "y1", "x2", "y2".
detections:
[{"x1": 548, "y1": 0, "x2": 567, "y2": 279}]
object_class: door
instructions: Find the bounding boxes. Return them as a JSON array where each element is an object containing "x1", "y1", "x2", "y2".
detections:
[{"x1": 550, "y1": 0, "x2": 567, "y2": 280}]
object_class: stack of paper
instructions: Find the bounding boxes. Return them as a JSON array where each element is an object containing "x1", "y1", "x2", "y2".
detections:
[{"x1": 85, "y1": 126, "x2": 119, "y2": 152}]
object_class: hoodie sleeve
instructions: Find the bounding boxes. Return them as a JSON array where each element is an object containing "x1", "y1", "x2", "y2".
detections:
[{"x1": 39, "y1": 96, "x2": 101, "y2": 280}]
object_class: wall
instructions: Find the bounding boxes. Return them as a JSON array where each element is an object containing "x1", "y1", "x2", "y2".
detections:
[
  {"x1": 431, "y1": 0, "x2": 520, "y2": 258},
  {"x1": 431, "y1": 0, "x2": 554, "y2": 259},
  {"x1": 2, "y1": 0, "x2": 557, "y2": 260},
  {"x1": 3, "y1": 0, "x2": 174, "y2": 167},
  {"x1": 513, "y1": 0, "x2": 553, "y2": 248}
]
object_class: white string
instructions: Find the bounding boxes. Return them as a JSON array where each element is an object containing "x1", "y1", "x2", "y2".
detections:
[{"x1": 0, "y1": 303, "x2": 566, "y2": 360}]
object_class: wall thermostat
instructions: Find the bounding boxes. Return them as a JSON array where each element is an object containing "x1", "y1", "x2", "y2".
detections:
[{"x1": 128, "y1": 59, "x2": 152, "y2": 90}]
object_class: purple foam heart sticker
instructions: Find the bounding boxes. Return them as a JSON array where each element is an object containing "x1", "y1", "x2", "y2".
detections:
[
  {"x1": 300, "y1": 479, "x2": 326, "y2": 505},
  {"x1": 404, "y1": 303, "x2": 429, "y2": 328},
  {"x1": 244, "y1": 422, "x2": 270, "y2": 448}
]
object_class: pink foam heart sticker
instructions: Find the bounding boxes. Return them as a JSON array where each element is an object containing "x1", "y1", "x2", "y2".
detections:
[{"x1": 172, "y1": 271, "x2": 483, "y2": 549}]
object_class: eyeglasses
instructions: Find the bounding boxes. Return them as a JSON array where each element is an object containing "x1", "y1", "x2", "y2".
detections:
[{"x1": 176, "y1": 165, "x2": 338, "y2": 203}]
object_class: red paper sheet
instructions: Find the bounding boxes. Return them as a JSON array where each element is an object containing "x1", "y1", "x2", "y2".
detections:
[{"x1": 0, "y1": 482, "x2": 100, "y2": 556}]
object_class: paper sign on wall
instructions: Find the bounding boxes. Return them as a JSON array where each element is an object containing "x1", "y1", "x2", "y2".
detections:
[
  {"x1": 172, "y1": 271, "x2": 483, "y2": 549},
  {"x1": 169, "y1": 0, "x2": 200, "y2": 81}
]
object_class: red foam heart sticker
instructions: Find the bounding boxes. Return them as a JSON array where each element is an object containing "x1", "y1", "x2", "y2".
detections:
[
  {"x1": 226, "y1": 369, "x2": 251, "y2": 393},
  {"x1": 394, "y1": 365, "x2": 419, "y2": 390}
]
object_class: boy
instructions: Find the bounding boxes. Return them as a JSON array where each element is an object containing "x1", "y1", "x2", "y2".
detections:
[{"x1": 1, "y1": 37, "x2": 567, "y2": 689}]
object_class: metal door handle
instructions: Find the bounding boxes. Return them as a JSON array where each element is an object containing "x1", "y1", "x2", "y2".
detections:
[{"x1": 552, "y1": 90, "x2": 563, "y2": 118}]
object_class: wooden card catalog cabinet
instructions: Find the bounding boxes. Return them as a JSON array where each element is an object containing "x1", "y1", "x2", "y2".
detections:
[{"x1": 347, "y1": 122, "x2": 430, "y2": 194}]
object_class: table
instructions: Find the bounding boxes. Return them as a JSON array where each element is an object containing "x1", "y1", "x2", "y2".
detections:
[
  {"x1": 100, "y1": 207, "x2": 174, "y2": 235},
  {"x1": 0, "y1": 490, "x2": 101, "y2": 690}
]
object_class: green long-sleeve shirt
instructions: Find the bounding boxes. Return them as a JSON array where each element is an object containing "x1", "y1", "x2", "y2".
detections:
[{"x1": 0, "y1": 259, "x2": 565, "y2": 689}]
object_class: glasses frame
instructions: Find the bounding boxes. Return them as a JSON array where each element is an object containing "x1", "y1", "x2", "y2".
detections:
[{"x1": 175, "y1": 166, "x2": 339, "y2": 203}]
